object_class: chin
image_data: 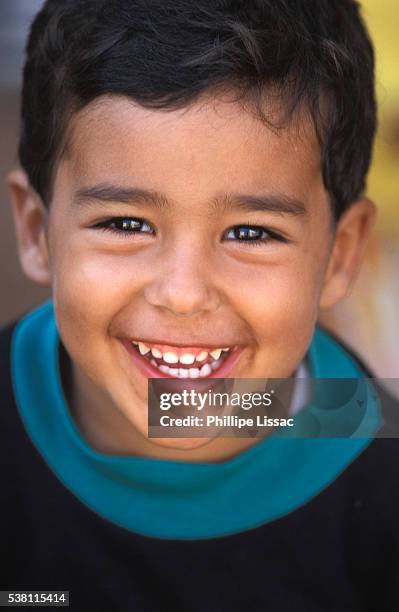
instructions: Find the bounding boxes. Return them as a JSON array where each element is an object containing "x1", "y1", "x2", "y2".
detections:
[{"x1": 147, "y1": 436, "x2": 214, "y2": 452}]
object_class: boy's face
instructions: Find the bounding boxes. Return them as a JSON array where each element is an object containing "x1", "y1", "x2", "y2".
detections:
[{"x1": 9, "y1": 92, "x2": 374, "y2": 453}]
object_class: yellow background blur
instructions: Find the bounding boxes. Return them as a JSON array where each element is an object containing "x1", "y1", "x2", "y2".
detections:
[
  {"x1": 320, "y1": 0, "x2": 399, "y2": 381},
  {"x1": 363, "y1": 0, "x2": 399, "y2": 237}
]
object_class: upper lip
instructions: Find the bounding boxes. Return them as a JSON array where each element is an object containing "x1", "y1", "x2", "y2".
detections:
[{"x1": 123, "y1": 338, "x2": 236, "y2": 350}]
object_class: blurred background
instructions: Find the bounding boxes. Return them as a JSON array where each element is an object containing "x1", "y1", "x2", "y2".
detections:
[{"x1": 0, "y1": 0, "x2": 398, "y2": 377}]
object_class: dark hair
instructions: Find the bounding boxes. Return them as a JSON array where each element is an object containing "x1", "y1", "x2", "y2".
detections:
[{"x1": 19, "y1": 0, "x2": 376, "y2": 218}]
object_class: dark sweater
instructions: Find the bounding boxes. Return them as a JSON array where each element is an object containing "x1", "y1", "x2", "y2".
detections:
[{"x1": 1, "y1": 306, "x2": 399, "y2": 612}]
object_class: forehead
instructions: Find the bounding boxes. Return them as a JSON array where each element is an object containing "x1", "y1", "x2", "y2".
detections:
[{"x1": 61, "y1": 93, "x2": 324, "y2": 207}]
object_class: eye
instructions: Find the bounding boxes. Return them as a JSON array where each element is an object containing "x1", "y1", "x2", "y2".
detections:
[
  {"x1": 93, "y1": 217, "x2": 155, "y2": 236},
  {"x1": 223, "y1": 224, "x2": 286, "y2": 245}
]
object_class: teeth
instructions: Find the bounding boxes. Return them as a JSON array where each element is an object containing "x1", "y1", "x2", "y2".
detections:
[
  {"x1": 152, "y1": 358, "x2": 224, "y2": 378},
  {"x1": 199, "y1": 363, "x2": 212, "y2": 377},
  {"x1": 163, "y1": 351, "x2": 179, "y2": 364},
  {"x1": 134, "y1": 338, "x2": 230, "y2": 375},
  {"x1": 138, "y1": 342, "x2": 151, "y2": 355},
  {"x1": 211, "y1": 358, "x2": 222, "y2": 371},
  {"x1": 156, "y1": 364, "x2": 204, "y2": 378},
  {"x1": 179, "y1": 353, "x2": 196, "y2": 365}
]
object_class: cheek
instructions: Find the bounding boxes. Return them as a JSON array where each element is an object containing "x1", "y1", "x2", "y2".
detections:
[
  {"x1": 231, "y1": 258, "x2": 324, "y2": 355},
  {"x1": 255, "y1": 273, "x2": 316, "y2": 326},
  {"x1": 50, "y1": 240, "x2": 143, "y2": 363}
]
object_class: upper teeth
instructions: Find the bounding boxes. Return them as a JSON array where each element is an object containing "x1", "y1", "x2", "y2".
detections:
[
  {"x1": 163, "y1": 351, "x2": 179, "y2": 364},
  {"x1": 180, "y1": 353, "x2": 196, "y2": 364},
  {"x1": 138, "y1": 342, "x2": 151, "y2": 356},
  {"x1": 132, "y1": 342, "x2": 229, "y2": 365}
]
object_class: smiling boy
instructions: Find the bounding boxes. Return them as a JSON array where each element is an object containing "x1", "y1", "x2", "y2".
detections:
[
  {"x1": 1, "y1": 0, "x2": 399, "y2": 610},
  {"x1": 13, "y1": 95, "x2": 351, "y2": 459}
]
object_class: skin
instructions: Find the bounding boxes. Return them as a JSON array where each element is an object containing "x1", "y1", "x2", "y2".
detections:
[{"x1": 7, "y1": 92, "x2": 376, "y2": 462}]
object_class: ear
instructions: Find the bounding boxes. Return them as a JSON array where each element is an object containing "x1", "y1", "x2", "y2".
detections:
[
  {"x1": 319, "y1": 198, "x2": 376, "y2": 310},
  {"x1": 6, "y1": 168, "x2": 52, "y2": 287}
]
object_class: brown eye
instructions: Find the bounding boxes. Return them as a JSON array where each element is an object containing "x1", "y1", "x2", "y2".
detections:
[
  {"x1": 230, "y1": 226, "x2": 266, "y2": 240},
  {"x1": 224, "y1": 225, "x2": 270, "y2": 242},
  {"x1": 119, "y1": 218, "x2": 143, "y2": 231},
  {"x1": 95, "y1": 217, "x2": 155, "y2": 234},
  {"x1": 223, "y1": 224, "x2": 287, "y2": 246}
]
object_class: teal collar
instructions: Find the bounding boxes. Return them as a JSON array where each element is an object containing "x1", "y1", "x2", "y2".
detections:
[{"x1": 11, "y1": 301, "x2": 380, "y2": 539}]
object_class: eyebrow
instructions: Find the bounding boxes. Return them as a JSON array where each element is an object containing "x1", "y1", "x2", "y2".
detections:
[
  {"x1": 215, "y1": 193, "x2": 307, "y2": 217},
  {"x1": 73, "y1": 183, "x2": 307, "y2": 217},
  {"x1": 74, "y1": 184, "x2": 169, "y2": 209}
]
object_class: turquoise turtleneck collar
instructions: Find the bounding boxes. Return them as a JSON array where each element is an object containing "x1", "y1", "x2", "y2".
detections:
[{"x1": 11, "y1": 301, "x2": 380, "y2": 540}]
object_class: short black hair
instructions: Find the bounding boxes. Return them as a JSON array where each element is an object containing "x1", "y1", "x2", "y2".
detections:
[{"x1": 19, "y1": 0, "x2": 376, "y2": 219}]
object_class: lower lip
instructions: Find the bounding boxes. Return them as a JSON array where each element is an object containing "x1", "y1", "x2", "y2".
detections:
[{"x1": 121, "y1": 341, "x2": 244, "y2": 380}]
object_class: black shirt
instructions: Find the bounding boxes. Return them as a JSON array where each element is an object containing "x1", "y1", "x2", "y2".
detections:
[{"x1": 1, "y1": 310, "x2": 399, "y2": 612}]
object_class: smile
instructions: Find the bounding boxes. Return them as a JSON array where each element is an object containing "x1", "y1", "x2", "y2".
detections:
[{"x1": 123, "y1": 340, "x2": 243, "y2": 379}]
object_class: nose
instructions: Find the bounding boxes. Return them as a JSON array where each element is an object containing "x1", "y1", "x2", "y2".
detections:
[{"x1": 144, "y1": 243, "x2": 221, "y2": 317}]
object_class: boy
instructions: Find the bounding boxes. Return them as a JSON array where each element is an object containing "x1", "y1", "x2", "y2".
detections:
[{"x1": 1, "y1": 0, "x2": 398, "y2": 609}]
